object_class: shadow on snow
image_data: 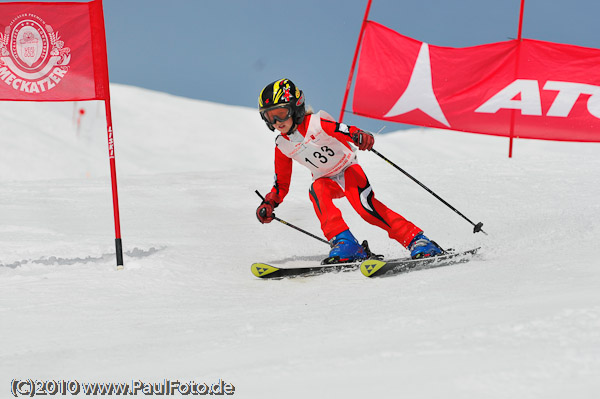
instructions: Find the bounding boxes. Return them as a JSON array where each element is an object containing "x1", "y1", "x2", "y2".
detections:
[{"x1": 0, "y1": 246, "x2": 163, "y2": 269}]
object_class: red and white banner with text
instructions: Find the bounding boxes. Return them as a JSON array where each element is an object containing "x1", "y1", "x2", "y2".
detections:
[
  {"x1": 353, "y1": 21, "x2": 600, "y2": 142},
  {"x1": 0, "y1": 1, "x2": 109, "y2": 101}
]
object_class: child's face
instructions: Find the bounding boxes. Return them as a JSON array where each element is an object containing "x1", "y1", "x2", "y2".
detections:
[{"x1": 273, "y1": 117, "x2": 294, "y2": 134}]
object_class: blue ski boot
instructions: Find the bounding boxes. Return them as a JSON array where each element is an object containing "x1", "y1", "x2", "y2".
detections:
[
  {"x1": 408, "y1": 232, "x2": 444, "y2": 259},
  {"x1": 324, "y1": 229, "x2": 368, "y2": 264}
]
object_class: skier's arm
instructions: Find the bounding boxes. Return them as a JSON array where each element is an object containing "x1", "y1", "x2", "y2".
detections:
[
  {"x1": 269, "y1": 146, "x2": 293, "y2": 203},
  {"x1": 256, "y1": 147, "x2": 292, "y2": 224},
  {"x1": 320, "y1": 118, "x2": 374, "y2": 151}
]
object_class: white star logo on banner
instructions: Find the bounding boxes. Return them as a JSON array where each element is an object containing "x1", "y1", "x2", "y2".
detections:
[{"x1": 384, "y1": 43, "x2": 450, "y2": 127}]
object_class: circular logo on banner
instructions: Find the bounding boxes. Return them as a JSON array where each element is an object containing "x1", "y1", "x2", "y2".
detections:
[{"x1": 0, "y1": 13, "x2": 71, "y2": 94}]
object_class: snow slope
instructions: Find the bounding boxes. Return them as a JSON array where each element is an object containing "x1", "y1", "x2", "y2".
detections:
[{"x1": 1, "y1": 84, "x2": 600, "y2": 398}]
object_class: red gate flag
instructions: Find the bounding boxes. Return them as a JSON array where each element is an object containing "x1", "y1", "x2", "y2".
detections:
[
  {"x1": 0, "y1": 0, "x2": 108, "y2": 101},
  {"x1": 1, "y1": 0, "x2": 123, "y2": 268},
  {"x1": 353, "y1": 21, "x2": 600, "y2": 142}
]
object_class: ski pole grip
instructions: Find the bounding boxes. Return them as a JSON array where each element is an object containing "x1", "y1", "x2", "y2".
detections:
[{"x1": 255, "y1": 190, "x2": 276, "y2": 219}]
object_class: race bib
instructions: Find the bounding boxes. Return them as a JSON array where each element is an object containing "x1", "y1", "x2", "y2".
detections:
[{"x1": 276, "y1": 111, "x2": 356, "y2": 179}]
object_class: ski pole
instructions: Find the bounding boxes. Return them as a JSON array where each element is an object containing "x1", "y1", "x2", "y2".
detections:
[
  {"x1": 370, "y1": 148, "x2": 487, "y2": 235},
  {"x1": 255, "y1": 190, "x2": 332, "y2": 246}
]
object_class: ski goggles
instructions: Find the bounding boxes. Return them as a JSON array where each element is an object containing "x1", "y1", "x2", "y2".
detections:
[{"x1": 260, "y1": 105, "x2": 292, "y2": 124}]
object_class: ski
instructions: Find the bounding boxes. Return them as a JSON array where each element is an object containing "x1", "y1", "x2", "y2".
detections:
[
  {"x1": 251, "y1": 261, "x2": 362, "y2": 279},
  {"x1": 360, "y1": 247, "x2": 480, "y2": 278},
  {"x1": 252, "y1": 248, "x2": 481, "y2": 279},
  {"x1": 251, "y1": 239, "x2": 385, "y2": 279}
]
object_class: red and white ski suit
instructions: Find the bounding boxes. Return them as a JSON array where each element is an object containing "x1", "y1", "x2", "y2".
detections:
[{"x1": 268, "y1": 111, "x2": 422, "y2": 247}]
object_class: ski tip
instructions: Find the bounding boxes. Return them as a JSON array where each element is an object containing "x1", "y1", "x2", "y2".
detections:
[
  {"x1": 251, "y1": 263, "x2": 280, "y2": 278},
  {"x1": 360, "y1": 259, "x2": 387, "y2": 277}
]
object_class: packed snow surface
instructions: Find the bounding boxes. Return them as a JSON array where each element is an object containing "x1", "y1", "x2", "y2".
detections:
[{"x1": 1, "y1": 84, "x2": 600, "y2": 398}]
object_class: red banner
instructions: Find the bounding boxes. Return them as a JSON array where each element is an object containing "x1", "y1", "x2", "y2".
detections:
[
  {"x1": 353, "y1": 21, "x2": 600, "y2": 142},
  {"x1": 0, "y1": 0, "x2": 109, "y2": 101}
]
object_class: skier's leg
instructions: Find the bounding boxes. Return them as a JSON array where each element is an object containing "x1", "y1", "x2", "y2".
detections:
[
  {"x1": 309, "y1": 177, "x2": 367, "y2": 261},
  {"x1": 309, "y1": 177, "x2": 347, "y2": 241},
  {"x1": 343, "y1": 164, "x2": 422, "y2": 248}
]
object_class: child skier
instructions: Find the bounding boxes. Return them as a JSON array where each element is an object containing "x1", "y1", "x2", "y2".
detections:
[{"x1": 256, "y1": 78, "x2": 443, "y2": 262}]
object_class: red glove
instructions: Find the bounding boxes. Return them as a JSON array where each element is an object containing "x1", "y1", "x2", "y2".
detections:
[
  {"x1": 350, "y1": 127, "x2": 375, "y2": 151},
  {"x1": 256, "y1": 192, "x2": 280, "y2": 224}
]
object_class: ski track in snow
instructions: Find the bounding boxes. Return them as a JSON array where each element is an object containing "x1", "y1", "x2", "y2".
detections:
[{"x1": 1, "y1": 84, "x2": 600, "y2": 398}]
